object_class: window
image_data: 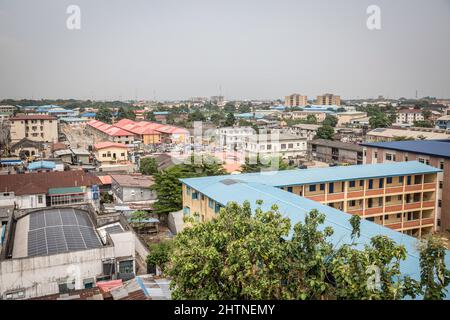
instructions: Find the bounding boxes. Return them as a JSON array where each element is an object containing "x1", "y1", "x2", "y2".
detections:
[
  {"x1": 404, "y1": 155, "x2": 408, "y2": 162},
  {"x1": 183, "y1": 206, "x2": 190, "y2": 216},
  {"x1": 379, "y1": 179, "x2": 384, "y2": 189},
  {"x1": 386, "y1": 153, "x2": 395, "y2": 161},
  {"x1": 329, "y1": 183, "x2": 334, "y2": 194},
  {"x1": 287, "y1": 187, "x2": 293, "y2": 193},
  {"x1": 418, "y1": 158, "x2": 425, "y2": 164},
  {"x1": 102, "y1": 153, "x2": 107, "y2": 158},
  {"x1": 192, "y1": 192, "x2": 198, "y2": 200},
  {"x1": 439, "y1": 181, "x2": 443, "y2": 189},
  {"x1": 186, "y1": 187, "x2": 191, "y2": 195},
  {"x1": 368, "y1": 198, "x2": 373, "y2": 208},
  {"x1": 281, "y1": 144, "x2": 286, "y2": 150},
  {"x1": 368, "y1": 179, "x2": 373, "y2": 189},
  {"x1": 359, "y1": 180, "x2": 364, "y2": 187},
  {"x1": 38, "y1": 195, "x2": 43, "y2": 204},
  {"x1": 201, "y1": 194, "x2": 205, "y2": 200},
  {"x1": 320, "y1": 184, "x2": 325, "y2": 191},
  {"x1": 399, "y1": 176, "x2": 404, "y2": 184},
  {"x1": 119, "y1": 260, "x2": 134, "y2": 274},
  {"x1": 407, "y1": 176, "x2": 412, "y2": 185},
  {"x1": 350, "y1": 200, "x2": 356, "y2": 207},
  {"x1": 215, "y1": 204, "x2": 221, "y2": 214},
  {"x1": 440, "y1": 161, "x2": 445, "y2": 170},
  {"x1": 288, "y1": 143, "x2": 293, "y2": 149},
  {"x1": 397, "y1": 213, "x2": 401, "y2": 219},
  {"x1": 5, "y1": 290, "x2": 25, "y2": 300},
  {"x1": 386, "y1": 196, "x2": 391, "y2": 203},
  {"x1": 438, "y1": 200, "x2": 442, "y2": 208},
  {"x1": 121, "y1": 153, "x2": 125, "y2": 157},
  {"x1": 366, "y1": 217, "x2": 375, "y2": 222},
  {"x1": 349, "y1": 181, "x2": 356, "y2": 188},
  {"x1": 374, "y1": 152, "x2": 378, "y2": 158},
  {"x1": 309, "y1": 185, "x2": 316, "y2": 192},
  {"x1": 267, "y1": 144, "x2": 272, "y2": 150},
  {"x1": 384, "y1": 215, "x2": 389, "y2": 220},
  {"x1": 209, "y1": 199, "x2": 214, "y2": 209},
  {"x1": 386, "y1": 177, "x2": 393, "y2": 184}
]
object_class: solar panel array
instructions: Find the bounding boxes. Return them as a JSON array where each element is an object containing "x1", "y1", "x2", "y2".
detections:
[{"x1": 27, "y1": 208, "x2": 102, "y2": 257}]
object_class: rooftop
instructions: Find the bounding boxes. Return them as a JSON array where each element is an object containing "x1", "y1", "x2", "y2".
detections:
[
  {"x1": 361, "y1": 139, "x2": 450, "y2": 159},
  {"x1": 367, "y1": 128, "x2": 450, "y2": 140},
  {"x1": 94, "y1": 142, "x2": 128, "y2": 150},
  {"x1": 13, "y1": 208, "x2": 102, "y2": 258},
  {"x1": 28, "y1": 161, "x2": 56, "y2": 171},
  {"x1": 110, "y1": 174, "x2": 154, "y2": 188},
  {"x1": 10, "y1": 114, "x2": 57, "y2": 121},
  {"x1": 181, "y1": 161, "x2": 440, "y2": 189},
  {"x1": 309, "y1": 139, "x2": 363, "y2": 152},
  {"x1": 0, "y1": 170, "x2": 101, "y2": 196}
]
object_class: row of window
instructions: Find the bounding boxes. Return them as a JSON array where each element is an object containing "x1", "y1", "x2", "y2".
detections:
[{"x1": 186, "y1": 186, "x2": 222, "y2": 214}]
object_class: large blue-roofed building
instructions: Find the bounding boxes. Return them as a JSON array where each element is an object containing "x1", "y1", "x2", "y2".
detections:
[{"x1": 180, "y1": 162, "x2": 449, "y2": 299}]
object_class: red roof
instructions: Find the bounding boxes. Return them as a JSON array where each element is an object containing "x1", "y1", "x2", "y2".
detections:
[
  {"x1": 11, "y1": 114, "x2": 57, "y2": 121},
  {"x1": 94, "y1": 142, "x2": 128, "y2": 150},
  {"x1": 0, "y1": 170, "x2": 101, "y2": 196}
]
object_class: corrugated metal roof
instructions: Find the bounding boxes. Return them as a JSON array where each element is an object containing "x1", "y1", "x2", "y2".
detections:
[
  {"x1": 48, "y1": 186, "x2": 84, "y2": 195},
  {"x1": 181, "y1": 161, "x2": 441, "y2": 189},
  {"x1": 361, "y1": 140, "x2": 450, "y2": 159},
  {"x1": 28, "y1": 161, "x2": 56, "y2": 170}
]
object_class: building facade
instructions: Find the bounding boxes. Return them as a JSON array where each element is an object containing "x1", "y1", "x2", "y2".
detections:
[
  {"x1": 10, "y1": 114, "x2": 58, "y2": 143},
  {"x1": 316, "y1": 94, "x2": 341, "y2": 106},
  {"x1": 308, "y1": 139, "x2": 364, "y2": 165},
  {"x1": 361, "y1": 140, "x2": 450, "y2": 231},
  {"x1": 244, "y1": 133, "x2": 307, "y2": 160},
  {"x1": 285, "y1": 94, "x2": 308, "y2": 107},
  {"x1": 396, "y1": 109, "x2": 424, "y2": 126}
]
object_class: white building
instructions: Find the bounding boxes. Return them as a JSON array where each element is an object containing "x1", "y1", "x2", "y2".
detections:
[
  {"x1": 216, "y1": 126, "x2": 256, "y2": 151},
  {"x1": 284, "y1": 124, "x2": 321, "y2": 141},
  {"x1": 244, "y1": 133, "x2": 307, "y2": 160},
  {"x1": 396, "y1": 109, "x2": 424, "y2": 126}
]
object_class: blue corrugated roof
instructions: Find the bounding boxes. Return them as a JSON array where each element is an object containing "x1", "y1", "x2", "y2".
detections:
[
  {"x1": 28, "y1": 161, "x2": 56, "y2": 170},
  {"x1": 180, "y1": 162, "x2": 449, "y2": 299},
  {"x1": 81, "y1": 112, "x2": 96, "y2": 117},
  {"x1": 181, "y1": 161, "x2": 441, "y2": 190},
  {"x1": 361, "y1": 140, "x2": 450, "y2": 159}
]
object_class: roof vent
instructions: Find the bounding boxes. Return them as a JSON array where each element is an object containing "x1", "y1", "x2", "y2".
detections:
[{"x1": 220, "y1": 179, "x2": 242, "y2": 185}]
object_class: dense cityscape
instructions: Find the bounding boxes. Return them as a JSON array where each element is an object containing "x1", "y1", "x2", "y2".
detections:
[{"x1": 0, "y1": 0, "x2": 449, "y2": 309}]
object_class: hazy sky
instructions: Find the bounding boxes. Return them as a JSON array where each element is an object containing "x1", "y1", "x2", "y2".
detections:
[{"x1": 1, "y1": 0, "x2": 450, "y2": 101}]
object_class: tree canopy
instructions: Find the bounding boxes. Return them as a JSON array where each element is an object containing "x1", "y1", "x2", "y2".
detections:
[
  {"x1": 150, "y1": 155, "x2": 226, "y2": 215},
  {"x1": 167, "y1": 202, "x2": 449, "y2": 300},
  {"x1": 241, "y1": 155, "x2": 293, "y2": 173},
  {"x1": 140, "y1": 157, "x2": 158, "y2": 176},
  {"x1": 95, "y1": 106, "x2": 113, "y2": 124},
  {"x1": 315, "y1": 125, "x2": 335, "y2": 140},
  {"x1": 224, "y1": 113, "x2": 236, "y2": 127}
]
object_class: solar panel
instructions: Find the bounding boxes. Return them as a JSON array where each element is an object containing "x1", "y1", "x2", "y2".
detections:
[
  {"x1": 45, "y1": 226, "x2": 67, "y2": 255},
  {"x1": 63, "y1": 225, "x2": 86, "y2": 251},
  {"x1": 80, "y1": 226, "x2": 102, "y2": 248},
  {"x1": 105, "y1": 225, "x2": 124, "y2": 235},
  {"x1": 28, "y1": 228, "x2": 47, "y2": 256},
  {"x1": 74, "y1": 211, "x2": 91, "y2": 227},
  {"x1": 45, "y1": 210, "x2": 63, "y2": 226},
  {"x1": 29, "y1": 211, "x2": 45, "y2": 230},
  {"x1": 61, "y1": 210, "x2": 78, "y2": 225}
]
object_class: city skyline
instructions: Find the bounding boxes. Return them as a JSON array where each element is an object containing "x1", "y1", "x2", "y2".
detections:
[{"x1": 1, "y1": 0, "x2": 450, "y2": 101}]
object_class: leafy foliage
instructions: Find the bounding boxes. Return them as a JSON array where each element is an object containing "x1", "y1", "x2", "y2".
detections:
[
  {"x1": 241, "y1": 155, "x2": 293, "y2": 173},
  {"x1": 224, "y1": 113, "x2": 236, "y2": 127},
  {"x1": 151, "y1": 156, "x2": 225, "y2": 214},
  {"x1": 117, "y1": 106, "x2": 136, "y2": 121},
  {"x1": 168, "y1": 202, "x2": 448, "y2": 300},
  {"x1": 140, "y1": 157, "x2": 158, "y2": 175},
  {"x1": 315, "y1": 125, "x2": 335, "y2": 140},
  {"x1": 95, "y1": 106, "x2": 113, "y2": 124},
  {"x1": 147, "y1": 241, "x2": 174, "y2": 273},
  {"x1": 322, "y1": 115, "x2": 338, "y2": 127}
]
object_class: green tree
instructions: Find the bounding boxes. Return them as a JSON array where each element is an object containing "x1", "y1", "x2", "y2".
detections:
[
  {"x1": 210, "y1": 113, "x2": 225, "y2": 126},
  {"x1": 223, "y1": 102, "x2": 236, "y2": 113},
  {"x1": 151, "y1": 156, "x2": 225, "y2": 215},
  {"x1": 140, "y1": 157, "x2": 158, "y2": 175},
  {"x1": 315, "y1": 125, "x2": 335, "y2": 140},
  {"x1": 95, "y1": 106, "x2": 113, "y2": 124},
  {"x1": 167, "y1": 202, "x2": 426, "y2": 300},
  {"x1": 369, "y1": 114, "x2": 392, "y2": 129},
  {"x1": 418, "y1": 236, "x2": 450, "y2": 300},
  {"x1": 306, "y1": 114, "x2": 318, "y2": 124},
  {"x1": 147, "y1": 241, "x2": 174, "y2": 274},
  {"x1": 224, "y1": 113, "x2": 236, "y2": 127},
  {"x1": 238, "y1": 103, "x2": 252, "y2": 113},
  {"x1": 117, "y1": 106, "x2": 136, "y2": 121},
  {"x1": 129, "y1": 210, "x2": 148, "y2": 233},
  {"x1": 188, "y1": 109, "x2": 206, "y2": 122},
  {"x1": 241, "y1": 155, "x2": 292, "y2": 173},
  {"x1": 413, "y1": 120, "x2": 433, "y2": 128},
  {"x1": 145, "y1": 111, "x2": 156, "y2": 121},
  {"x1": 323, "y1": 115, "x2": 338, "y2": 127}
]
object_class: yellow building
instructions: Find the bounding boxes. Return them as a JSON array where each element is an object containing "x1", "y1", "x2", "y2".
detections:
[
  {"x1": 316, "y1": 94, "x2": 341, "y2": 106},
  {"x1": 285, "y1": 94, "x2": 308, "y2": 107},
  {"x1": 94, "y1": 142, "x2": 129, "y2": 165},
  {"x1": 10, "y1": 114, "x2": 58, "y2": 143}
]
